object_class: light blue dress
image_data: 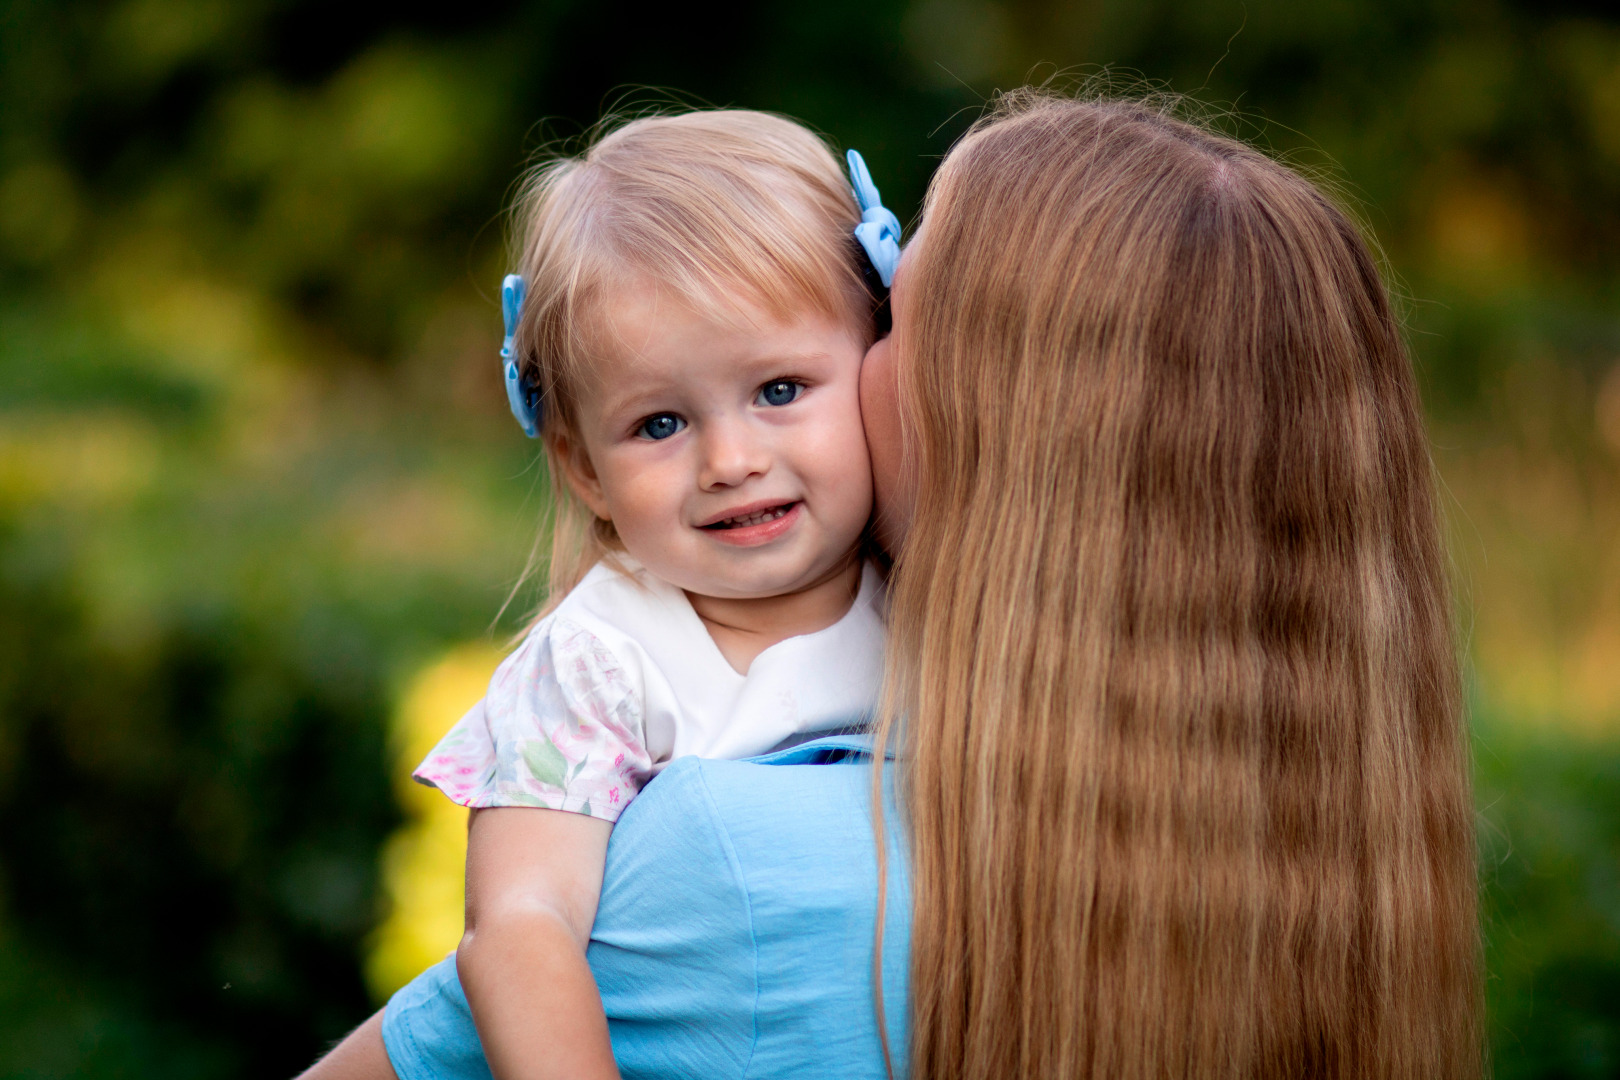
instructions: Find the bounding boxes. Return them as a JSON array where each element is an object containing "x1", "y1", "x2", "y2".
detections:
[{"x1": 381, "y1": 736, "x2": 911, "y2": 1079}]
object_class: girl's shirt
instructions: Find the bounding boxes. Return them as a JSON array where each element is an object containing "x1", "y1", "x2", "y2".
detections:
[{"x1": 413, "y1": 555, "x2": 885, "y2": 821}]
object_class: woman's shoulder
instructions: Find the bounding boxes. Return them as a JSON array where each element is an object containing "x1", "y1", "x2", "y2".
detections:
[
  {"x1": 596, "y1": 749, "x2": 909, "y2": 1080},
  {"x1": 607, "y1": 749, "x2": 904, "y2": 922},
  {"x1": 600, "y1": 749, "x2": 890, "y2": 906}
]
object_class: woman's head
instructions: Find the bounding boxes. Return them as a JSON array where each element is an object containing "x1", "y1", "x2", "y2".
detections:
[
  {"x1": 877, "y1": 93, "x2": 1478, "y2": 1079},
  {"x1": 507, "y1": 110, "x2": 877, "y2": 603}
]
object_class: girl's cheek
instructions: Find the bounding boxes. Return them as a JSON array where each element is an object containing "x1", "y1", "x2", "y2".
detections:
[{"x1": 795, "y1": 401, "x2": 868, "y2": 466}]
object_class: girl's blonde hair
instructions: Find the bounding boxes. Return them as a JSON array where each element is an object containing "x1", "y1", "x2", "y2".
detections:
[
  {"x1": 506, "y1": 109, "x2": 872, "y2": 606},
  {"x1": 876, "y1": 92, "x2": 1480, "y2": 1080}
]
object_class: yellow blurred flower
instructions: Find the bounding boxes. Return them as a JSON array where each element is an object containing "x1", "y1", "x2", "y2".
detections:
[{"x1": 365, "y1": 643, "x2": 503, "y2": 1002}]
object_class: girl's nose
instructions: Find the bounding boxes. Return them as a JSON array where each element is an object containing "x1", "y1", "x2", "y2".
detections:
[{"x1": 697, "y1": 420, "x2": 770, "y2": 490}]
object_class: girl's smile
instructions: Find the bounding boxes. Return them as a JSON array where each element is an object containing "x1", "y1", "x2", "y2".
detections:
[{"x1": 698, "y1": 499, "x2": 803, "y2": 546}]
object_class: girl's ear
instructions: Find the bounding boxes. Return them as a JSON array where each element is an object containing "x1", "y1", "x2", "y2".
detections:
[{"x1": 551, "y1": 431, "x2": 612, "y2": 521}]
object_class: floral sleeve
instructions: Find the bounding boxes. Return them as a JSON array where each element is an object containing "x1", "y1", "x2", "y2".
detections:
[{"x1": 412, "y1": 619, "x2": 653, "y2": 822}]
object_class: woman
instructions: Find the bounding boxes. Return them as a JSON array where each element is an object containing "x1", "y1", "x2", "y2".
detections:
[{"x1": 306, "y1": 91, "x2": 1480, "y2": 1080}]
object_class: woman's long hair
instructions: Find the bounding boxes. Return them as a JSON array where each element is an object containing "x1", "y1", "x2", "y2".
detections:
[{"x1": 876, "y1": 93, "x2": 1479, "y2": 1080}]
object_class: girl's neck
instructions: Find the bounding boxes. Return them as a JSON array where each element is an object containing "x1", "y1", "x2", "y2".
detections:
[{"x1": 686, "y1": 553, "x2": 863, "y2": 675}]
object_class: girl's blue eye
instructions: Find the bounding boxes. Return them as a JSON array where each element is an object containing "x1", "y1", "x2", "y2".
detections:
[
  {"x1": 637, "y1": 413, "x2": 685, "y2": 440},
  {"x1": 757, "y1": 380, "x2": 802, "y2": 407}
]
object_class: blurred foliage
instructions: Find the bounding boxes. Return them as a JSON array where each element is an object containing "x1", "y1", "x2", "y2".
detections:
[
  {"x1": 1478, "y1": 716, "x2": 1620, "y2": 1079},
  {"x1": 0, "y1": 0, "x2": 1616, "y2": 1075}
]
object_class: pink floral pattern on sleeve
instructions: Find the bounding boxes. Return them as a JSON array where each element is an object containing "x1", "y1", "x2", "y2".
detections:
[{"x1": 412, "y1": 618, "x2": 653, "y2": 822}]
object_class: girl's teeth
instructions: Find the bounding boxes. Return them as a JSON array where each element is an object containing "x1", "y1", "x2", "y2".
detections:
[{"x1": 721, "y1": 505, "x2": 790, "y2": 527}]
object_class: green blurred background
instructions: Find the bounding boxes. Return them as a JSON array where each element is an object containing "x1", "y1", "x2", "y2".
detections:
[{"x1": 1, "y1": 0, "x2": 1618, "y2": 1076}]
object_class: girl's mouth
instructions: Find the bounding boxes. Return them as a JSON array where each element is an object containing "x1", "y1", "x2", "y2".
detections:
[
  {"x1": 703, "y1": 503, "x2": 797, "y2": 530},
  {"x1": 699, "y1": 501, "x2": 802, "y2": 546}
]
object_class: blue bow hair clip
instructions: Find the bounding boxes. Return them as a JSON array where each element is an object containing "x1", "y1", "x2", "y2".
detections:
[
  {"x1": 847, "y1": 149, "x2": 902, "y2": 288},
  {"x1": 500, "y1": 273, "x2": 541, "y2": 438}
]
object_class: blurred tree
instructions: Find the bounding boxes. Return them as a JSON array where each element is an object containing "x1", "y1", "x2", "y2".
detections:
[
  {"x1": 1478, "y1": 727, "x2": 1620, "y2": 1079},
  {"x1": 0, "y1": 0, "x2": 1616, "y2": 1075},
  {"x1": 0, "y1": 533, "x2": 395, "y2": 1075}
]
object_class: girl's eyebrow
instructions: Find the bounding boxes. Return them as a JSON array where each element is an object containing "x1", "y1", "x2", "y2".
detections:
[
  {"x1": 596, "y1": 383, "x2": 675, "y2": 423},
  {"x1": 731, "y1": 347, "x2": 838, "y2": 376},
  {"x1": 588, "y1": 356, "x2": 684, "y2": 421}
]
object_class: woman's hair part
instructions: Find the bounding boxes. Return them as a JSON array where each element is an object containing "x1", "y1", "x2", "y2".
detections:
[{"x1": 874, "y1": 90, "x2": 1480, "y2": 1080}]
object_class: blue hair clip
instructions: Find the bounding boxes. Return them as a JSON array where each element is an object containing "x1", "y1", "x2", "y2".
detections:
[
  {"x1": 500, "y1": 273, "x2": 541, "y2": 438},
  {"x1": 846, "y1": 149, "x2": 902, "y2": 288}
]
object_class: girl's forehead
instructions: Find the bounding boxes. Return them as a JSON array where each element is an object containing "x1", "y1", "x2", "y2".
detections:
[
  {"x1": 601, "y1": 275, "x2": 772, "y2": 333},
  {"x1": 604, "y1": 302, "x2": 854, "y2": 372},
  {"x1": 589, "y1": 275, "x2": 861, "y2": 366},
  {"x1": 598, "y1": 272, "x2": 824, "y2": 333}
]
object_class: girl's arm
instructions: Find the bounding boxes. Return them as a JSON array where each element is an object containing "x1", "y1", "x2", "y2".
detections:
[{"x1": 460, "y1": 806, "x2": 617, "y2": 1080}]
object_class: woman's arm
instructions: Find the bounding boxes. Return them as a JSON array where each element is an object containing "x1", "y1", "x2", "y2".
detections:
[
  {"x1": 460, "y1": 806, "x2": 617, "y2": 1080},
  {"x1": 295, "y1": 1009, "x2": 395, "y2": 1080}
]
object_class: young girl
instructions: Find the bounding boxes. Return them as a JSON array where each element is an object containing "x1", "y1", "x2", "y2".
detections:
[{"x1": 411, "y1": 110, "x2": 902, "y2": 1080}]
